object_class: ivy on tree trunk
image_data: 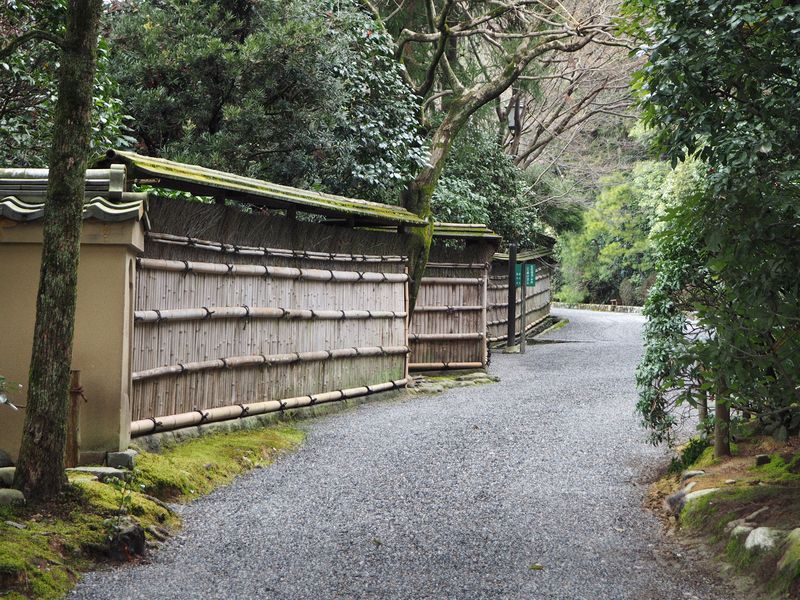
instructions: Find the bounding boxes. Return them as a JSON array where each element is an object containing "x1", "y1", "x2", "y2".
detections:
[{"x1": 14, "y1": 0, "x2": 103, "y2": 501}]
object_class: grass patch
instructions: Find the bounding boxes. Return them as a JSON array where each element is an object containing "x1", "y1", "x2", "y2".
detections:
[
  {"x1": 753, "y1": 454, "x2": 800, "y2": 484},
  {"x1": 1, "y1": 423, "x2": 304, "y2": 598}
]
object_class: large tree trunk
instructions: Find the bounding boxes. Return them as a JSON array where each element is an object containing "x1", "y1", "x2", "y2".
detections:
[
  {"x1": 402, "y1": 103, "x2": 468, "y2": 310},
  {"x1": 14, "y1": 0, "x2": 103, "y2": 501}
]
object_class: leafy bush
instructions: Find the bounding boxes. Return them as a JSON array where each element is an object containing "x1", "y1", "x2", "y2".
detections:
[
  {"x1": 668, "y1": 436, "x2": 711, "y2": 474},
  {"x1": 108, "y1": 0, "x2": 425, "y2": 202}
]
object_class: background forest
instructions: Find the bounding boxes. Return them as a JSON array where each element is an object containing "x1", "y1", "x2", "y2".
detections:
[{"x1": 1, "y1": 0, "x2": 635, "y2": 251}]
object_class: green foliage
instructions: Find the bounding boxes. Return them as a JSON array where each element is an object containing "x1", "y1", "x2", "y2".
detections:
[
  {"x1": 108, "y1": 0, "x2": 425, "y2": 202},
  {"x1": 627, "y1": 0, "x2": 800, "y2": 444},
  {"x1": 667, "y1": 436, "x2": 711, "y2": 474},
  {"x1": 433, "y1": 121, "x2": 571, "y2": 247},
  {"x1": 0, "y1": 0, "x2": 134, "y2": 167},
  {"x1": 556, "y1": 162, "x2": 663, "y2": 305},
  {"x1": 626, "y1": 0, "x2": 800, "y2": 186}
]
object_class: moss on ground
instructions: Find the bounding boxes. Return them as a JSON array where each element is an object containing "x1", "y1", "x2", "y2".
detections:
[
  {"x1": 0, "y1": 424, "x2": 303, "y2": 598},
  {"x1": 665, "y1": 442, "x2": 800, "y2": 598},
  {"x1": 134, "y1": 425, "x2": 304, "y2": 499},
  {"x1": 753, "y1": 454, "x2": 800, "y2": 484}
]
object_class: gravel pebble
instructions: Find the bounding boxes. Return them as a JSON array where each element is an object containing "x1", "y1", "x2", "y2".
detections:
[{"x1": 70, "y1": 309, "x2": 737, "y2": 599}]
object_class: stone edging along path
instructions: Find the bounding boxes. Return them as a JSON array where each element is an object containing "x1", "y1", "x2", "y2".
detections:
[{"x1": 552, "y1": 301, "x2": 643, "y2": 314}]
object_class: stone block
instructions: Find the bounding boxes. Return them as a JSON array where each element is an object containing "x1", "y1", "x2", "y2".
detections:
[
  {"x1": 0, "y1": 488, "x2": 25, "y2": 506},
  {"x1": 107, "y1": 449, "x2": 138, "y2": 470},
  {"x1": 0, "y1": 466, "x2": 15, "y2": 488}
]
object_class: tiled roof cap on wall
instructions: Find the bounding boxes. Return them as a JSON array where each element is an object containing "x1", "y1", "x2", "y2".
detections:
[{"x1": 0, "y1": 194, "x2": 147, "y2": 223}]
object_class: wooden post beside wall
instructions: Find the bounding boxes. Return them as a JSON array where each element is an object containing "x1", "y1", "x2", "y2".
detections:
[
  {"x1": 520, "y1": 261, "x2": 527, "y2": 355},
  {"x1": 506, "y1": 243, "x2": 517, "y2": 347},
  {"x1": 65, "y1": 370, "x2": 82, "y2": 468}
]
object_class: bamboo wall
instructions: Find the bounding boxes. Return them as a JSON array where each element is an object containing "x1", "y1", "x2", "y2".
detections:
[
  {"x1": 487, "y1": 259, "x2": 552, "y2": 343},
  {"x1": 130, "y1": 199, "x2": 409, "y2": 435},
  {"x1": 408, "y1": 242, "x2": 496, "y2": 370}
]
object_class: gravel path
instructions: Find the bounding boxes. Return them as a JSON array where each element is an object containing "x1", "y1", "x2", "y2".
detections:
[{"x1": 71, "y1": 308, "x2": 737, "y2": 600}]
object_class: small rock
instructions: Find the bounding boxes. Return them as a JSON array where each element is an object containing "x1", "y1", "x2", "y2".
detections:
[
  {"x1": 725, "y1": 518, "x2": 746, "y2": 533},
  {"x1": 673, "y1": 488, "x2": 720, "y2": 514},
  {"x1": 0, "y1": 489, "x2": 25, "y2": 506},
  {"x1": 731, "y1": 525, "x2": 754, "y2": 539},
  {"x1": 683, "y1": 481, "x2": 697, "y2": 493},
  {"x1": 67, "y1": 466, "x2": 130, "y2": 483},
  {"x1": 456, "y1": 372, "x2": 490, "y2": 381},
  {"x1": 4, "y1": 520, "x2": 26, "y2": 530},
  {"x1": 147, "y1": 525, "x2": 168, "y2": 542},
  {"x1": 745, "y1": 527, "x2": 784, "y2": 551},
  {"x1": 108, "y1": 518, "x2": 146, "y2": 561},
  {"x1": 745, "y1": 506, "x2": 769, "y2": 523},
  {"x1": 725, "y1": 479, "x2": 736, "y2": 485},
  {"x1": 415, "y1": 384, "x2": 444, "y2": 394},
  {"x1": 684, "y1": 488, "x2": 719, "y2": 502},
  {"x1": 107, "y1": 449, "x2": 138, "y2": 470},
  {"x1": 665, "y1": 490, "x2": 687, "y2": 514},
  {"x1": 0, "y1": 449, "x2": 12, "y2": 468},
  {"x1": 755, "y1": 454, "x2": 771, "y2": 467},
  {"x1": 681, "y1": 470, "x2": 705, "y2": 482},
  {"x1": 0, "y1": 466, "x2": 15, "y2": 488}
]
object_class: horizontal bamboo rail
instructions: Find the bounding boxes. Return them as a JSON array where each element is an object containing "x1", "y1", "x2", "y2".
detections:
[
  {"x1": 487, "y1": 314, "x2": 549, "y2": 342},
  {"x1": 425, "y1": 262, "x2": 488, "y2": 269},
  {"x1": 409, "y1": 362, "x2": 483, "y2": 371},
  {"x1": 133, "y1": 345, "x2": 410, "y2": 382},
  {"x1": 413, "y1": 305, "x2": 482, "y2": 313},
  {"x1": 137, "y1": 257, "x2": 408, "y2": 283},
  {"x1": 421, "y1": 277, "x2": 484, "y2": 285},
  {"x1": 148, "y1": 231, "x2": 407, "y2": 263},
  {"x1": 135, "y1": 306, "x2": 405, "y2": 323},
  {"x1": 487, "y1": 290, "x2": 550, "y2": 310},
  {"x1": 488, "y1": 276, "x2": 549, "y2": 290},
  {"x1": 409, "y1": 332, "x2": 484, "y2": 341},
  {"x1": 130, "y1": 377, "x2": 409, "y2": 436}
]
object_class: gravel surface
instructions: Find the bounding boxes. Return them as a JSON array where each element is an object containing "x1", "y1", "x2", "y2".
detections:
[{"x1": 71, "y1": 308, "x2": 738, "y2": 600}]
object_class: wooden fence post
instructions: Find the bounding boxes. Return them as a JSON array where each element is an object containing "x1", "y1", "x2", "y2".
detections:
[
  {"x1": 66, "y1": 370, "x2": 82, "y2": 468},
  {"x1": 506, "y1": 243, "x2": 517, "y2": 347},
  {"x1": 520, "y1": 260, "x2": 527, "y2": 355}
]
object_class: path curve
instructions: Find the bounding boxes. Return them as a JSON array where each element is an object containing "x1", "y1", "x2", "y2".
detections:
[{"x1": 71, "y1": 309, "x2": 736, "y2": 600}]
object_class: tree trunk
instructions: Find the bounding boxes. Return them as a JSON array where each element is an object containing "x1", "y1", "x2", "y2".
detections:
[
  {"x1": 402, "y1": 103, "x2": 467, "y2": 310},
  {"x1": 14, "y1": 0, "x2": 103, "y2": 501},
  {"x1": 714, "y1": 397, "x2": 731, "y2": 458},
  {"x1": 698, "y1": 390, "x2": 708, "y2": 422}
]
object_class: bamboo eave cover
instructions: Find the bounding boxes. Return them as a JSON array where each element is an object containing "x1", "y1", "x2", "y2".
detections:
[
  {"x1": 493, "y1": 248, "x2": 553, "y2": 262},
  {"x1": 104, "y1": 150, "x2": 427, "y2": 227},
  {"x1": 432, "y1": 222, "x2": 501, "y2": 240}
]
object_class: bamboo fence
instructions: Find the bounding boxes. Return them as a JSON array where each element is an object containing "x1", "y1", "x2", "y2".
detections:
[
  {"x1": 486, "y1": 259, "x2": 553, "y2": 343},
  {"x1": 131, "y1": 212, "x2": 410, "y2": 434},
  {"x1": 408, "y1": 264, "x2": 489, "y2": 370}
]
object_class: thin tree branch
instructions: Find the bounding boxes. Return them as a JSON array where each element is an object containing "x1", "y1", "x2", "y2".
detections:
[{"x1": 0, "y1": 29, "x2": 65, "y2": 61}]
